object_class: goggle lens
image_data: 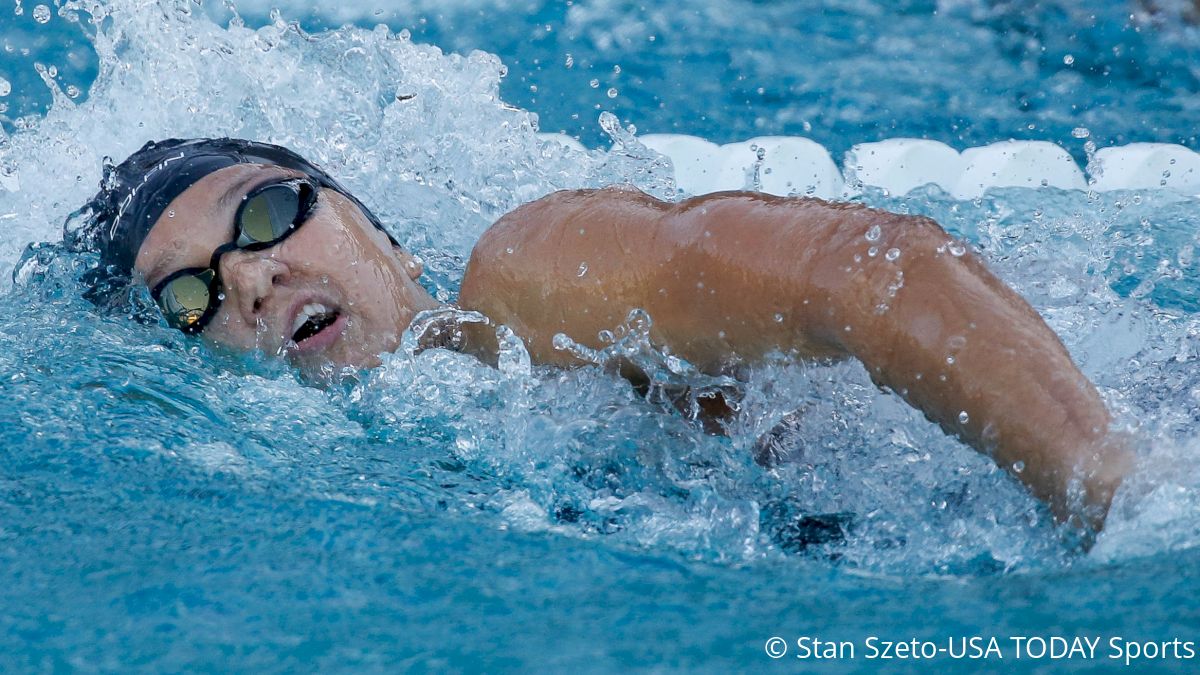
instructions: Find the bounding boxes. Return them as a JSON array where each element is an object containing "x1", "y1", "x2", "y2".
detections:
[
  {"x1": 158, "y1": 268, "x2": 216, "y2": 333},
  {"x1": 237, "y1": 182, "x2": 303, "y2": 247}
]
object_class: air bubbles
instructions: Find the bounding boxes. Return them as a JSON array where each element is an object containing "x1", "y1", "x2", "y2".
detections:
[
  {"x1": 0, "y1": 78, "x2": 9, "y2": 97},
  {"x1": 1063, "y1": 54, "x2": 1075, "y2": 65},
  {"x1": 65, "y1": 85, "x2": 81, "y2": 99},
  {"x1": 885, "y1": 248, "x2": 901, "y2": 262},
  {"x1": 32, "y1": 3, "x2": 50, "y2": 23},
  {"x1": 773, "y1": 312, "x2": 784, "y2": 323},
  {"x1": 564, "y1": 53, "x2": 574, "y2": 68},
  {"x1": 1012, "y1": 460, "x2": 1026, "y2": 473},
  {"x1": 589, "y1": 79, "x2": 599, "y2": 88},
  {"x1": 1071, "y1": 127, "x2": 1090, "y2": 139},
  {"x1": 577, "y1": 262, "x2": 588, "y2": 277},
  {"x1": 958, "y1": 411, "x2": 969, "y2": 425},
  {"x1": 606, "y1": 87, "x2": 618, "y2": 99},
  {"x1": 865, "y1": 224, "x2": 882, "y2": 242},
  {"x1": 947, "y1": 241, "x2": 966, "y2": 257}
]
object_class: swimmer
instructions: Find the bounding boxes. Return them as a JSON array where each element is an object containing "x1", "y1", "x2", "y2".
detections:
[{"x1": 71, "y1": 138, "x2": 1132, "y2": 532}]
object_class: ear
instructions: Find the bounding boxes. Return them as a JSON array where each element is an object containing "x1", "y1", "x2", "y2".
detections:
[{"x1": 394, "y1": 245, "x2": 424, "y2": 281}]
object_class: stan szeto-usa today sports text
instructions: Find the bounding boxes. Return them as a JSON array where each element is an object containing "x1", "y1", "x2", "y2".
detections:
[{"x1": 762, "y1": 635, "x2": 1196, "y2": 665}]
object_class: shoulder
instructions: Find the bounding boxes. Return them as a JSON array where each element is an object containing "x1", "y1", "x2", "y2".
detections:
[
  {"x1": 467, "y1": 186, "x2": 669, "y2": 267},
  {"x1": 458, "y1": 186, "x2": 670, "y2": 318}
]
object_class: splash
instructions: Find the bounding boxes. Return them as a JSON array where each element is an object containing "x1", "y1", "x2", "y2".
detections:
[{"x1": 0, "y1": 0, "x2": 674, "y2": 290}]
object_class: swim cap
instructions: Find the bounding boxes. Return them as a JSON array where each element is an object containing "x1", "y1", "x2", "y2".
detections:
[{"x1": 67, "y1": 138, "x2": 395, "y2": 305}]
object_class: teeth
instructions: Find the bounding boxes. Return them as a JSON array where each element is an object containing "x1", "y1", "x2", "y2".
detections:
[{"x1": 291, "y1": 303, "x2": 330, "y2": 337}]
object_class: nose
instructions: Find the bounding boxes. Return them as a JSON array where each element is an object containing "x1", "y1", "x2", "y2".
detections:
[{"x1": 220, "y1": 251, "x2": 290, "y2": 323}]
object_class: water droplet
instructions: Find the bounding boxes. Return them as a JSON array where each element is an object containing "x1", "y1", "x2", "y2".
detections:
[
  {"x1": 885, "y1": 248, "x2": 901, "y2": 261},
  {"x1": 774, "y1": 313, "x2": 784, "y2": 323},
  {"x1": 32, "y1": 3, "x2": 50, "y2": 22},
  {"x1": 577, "y1": 262, "x2": 588, "y2": 277},
  {"x1": 958, "y1": 411, "x2": 969, "y2": 424},
  {"x1": 865, "y1": 224, "x2": 882, "y2": 242},
  {"x1": 589, "y1": 79, "x2": 599, "y2": 88},
  {"x1": 606, "y1": 87, "x2": 618, "y2": 99}
]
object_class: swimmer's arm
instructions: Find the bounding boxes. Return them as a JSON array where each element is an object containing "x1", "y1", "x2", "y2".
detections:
[{"x1": 459, "y1": 188, "x2": 1131, "y2": 528}]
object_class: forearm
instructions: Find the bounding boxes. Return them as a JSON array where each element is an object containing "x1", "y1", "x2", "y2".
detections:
[
  {"x1": 671, "y1": 194, "x2": 1130, "y2": 527},
  {"x1": 820, "y1": 216, "x2": 1130, "y2": 526}
]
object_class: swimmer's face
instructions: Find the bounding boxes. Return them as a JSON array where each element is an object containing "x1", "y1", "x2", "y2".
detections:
[{"x1": 135, "y1": 163, "x2": 440, "y2": 376}]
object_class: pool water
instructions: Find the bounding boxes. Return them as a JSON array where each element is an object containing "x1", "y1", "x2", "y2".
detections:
[{"x1": 1, "y1": 0, "x2": 1199, "y2": 671}]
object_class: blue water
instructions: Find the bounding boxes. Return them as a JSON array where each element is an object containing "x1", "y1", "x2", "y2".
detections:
[{"x1": 2, "y1": 0, "x2": 1200, "y2": 671}]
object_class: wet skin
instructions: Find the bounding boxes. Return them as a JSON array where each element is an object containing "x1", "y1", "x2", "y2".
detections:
[
  {"x1": 134, "y1": 164, "x2": 440, "y2": 374},
  {"x1": 136, "y1": 169, "x2": 1131, "y2": 530}
]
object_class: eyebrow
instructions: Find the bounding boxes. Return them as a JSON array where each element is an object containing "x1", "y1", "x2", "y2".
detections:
[{"x1": 215, "y1": 169, "x2": 284, "y2": 216}]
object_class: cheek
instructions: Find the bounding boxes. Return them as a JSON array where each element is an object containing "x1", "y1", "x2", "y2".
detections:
[{"x1": 202, "y1": 308, "x2": 262, "y2": 350}]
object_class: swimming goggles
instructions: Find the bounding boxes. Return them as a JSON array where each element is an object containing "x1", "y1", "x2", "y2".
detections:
[{"x1": 150, "y1": 177, "x2": 319, "y2": 334}]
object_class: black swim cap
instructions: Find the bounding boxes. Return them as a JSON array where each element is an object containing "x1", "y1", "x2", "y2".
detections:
[{"x1": 67, "y1": 137, "x2": 395, "y2": 306}]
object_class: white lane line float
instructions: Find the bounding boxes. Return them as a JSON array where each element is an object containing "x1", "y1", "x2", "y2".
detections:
[
  {"x1": 953, "y1": 140, "x2": 1087, "y2": 199},
  {"x1": 1089, "y1": 143, "x2": 1200, "y2": 194},
  {"x1": 844, "y1": 138, "x2": 962, "y2": 197}
]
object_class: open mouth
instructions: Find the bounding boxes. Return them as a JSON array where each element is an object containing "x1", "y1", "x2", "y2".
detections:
[{"x1": 290, "y1": 303, "x2": 342, "y2": 346}]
